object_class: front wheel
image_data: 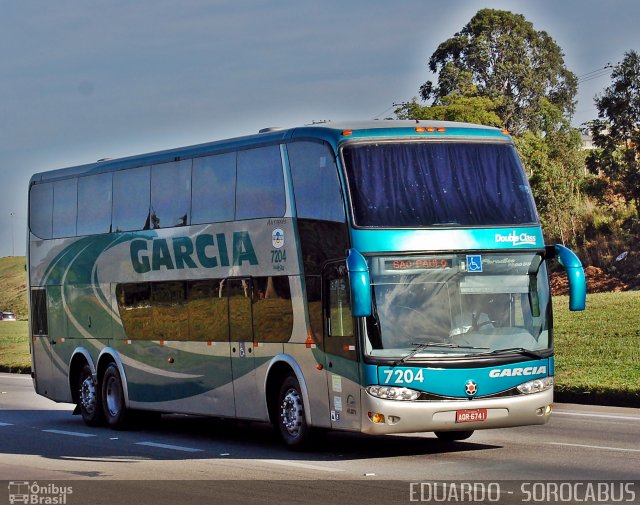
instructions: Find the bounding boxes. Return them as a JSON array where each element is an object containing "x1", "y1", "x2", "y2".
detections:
[
  {"x1": 434, "y1": 430, "x2": 474, "y2": 441},
  {"x1": 276, "y1": 374, "x2": 316, "y2": 450},
  {"x1": 77, "y1": 364, "x2": 103, "y2": 426},
  {"x1": 101, "y1": 363, "x2": 130, "y2": 429}
]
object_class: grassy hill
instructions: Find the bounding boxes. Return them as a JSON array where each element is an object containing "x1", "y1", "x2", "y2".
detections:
[{"x1": 0, "y1": 256, "x2": 28, "y2": 320}]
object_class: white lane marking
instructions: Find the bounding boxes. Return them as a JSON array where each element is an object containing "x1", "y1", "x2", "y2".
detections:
[
  {"x1": 136, "y1": 441, "x2": 203, "y2": 453},
  {"x1": 0, "y1": 422, "x2": 14, "y2": 427},
  {"x1": 261, "y1": 459, "x2": 344, "y2": 473},
  {"x1": 43, "y1": 429, "x2": 96, "y2": 438},
  {"x1": 547, "y1": 442, "x2": 640, "y2": 453},
  {"x1": 553, "y1": 411, "x2": 640, "y2": 422}
]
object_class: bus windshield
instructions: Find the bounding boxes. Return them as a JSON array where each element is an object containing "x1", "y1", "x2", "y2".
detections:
[
  {"x1": 364, "y1": 252, "x2": 550, "y2": 359},
  {"x1": 342, "y1": 141, "x2": 538, "y2": 227}
]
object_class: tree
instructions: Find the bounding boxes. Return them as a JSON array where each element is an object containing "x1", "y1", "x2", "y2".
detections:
[
  {"x1": 420, "y1": 9, "x2": 577, "y2": 134},
  {"x1": 588, "y1": 51, "x2": 640, "y2": 216},
  {"x1": 516, "y1": 100, "x2": 586, "y2": 245},
  {"x1": 395, "y1": 94, "x2": 503, "y2": 126}
]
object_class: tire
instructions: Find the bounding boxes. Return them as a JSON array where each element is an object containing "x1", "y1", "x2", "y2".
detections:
[
  {"x1": 434, "y1": 430, "x2": 474, "y2": 441},
  {"x1": 77, "y1": 364, "x2": 103, "y2": 426},
  {"x1": 101, "y1": 363, "x2": 130, "y2": 429},
  {"x1": 276, "y1": 374, "x2": 315, "y2": 450}
]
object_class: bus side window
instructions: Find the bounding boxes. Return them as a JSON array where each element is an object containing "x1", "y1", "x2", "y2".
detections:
[
  {"x1": 151, "y1": 160, "x2": 192, "y2": 228},
  {"x1": 251, "y1": 276, "x2": 293, "y2": 343},
  {"x1": 236, "y1": 146, "x2": 285, "y2": 220},
  {"x1": 29, "y1": 182, "x2": 54, "y2": 239},
  {"x1": 53, "y1": 178, "x2": 78, "y2": 238},
  {"x1": 112, "y1": 166, "x2": 151, "y2": 232}
]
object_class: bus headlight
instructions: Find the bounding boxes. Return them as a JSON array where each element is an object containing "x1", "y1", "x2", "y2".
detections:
[
  {"x1": 366, "y1": 385, "x2": 420, "y2": 400},
  {"x1": 517, "y1": 376, "x2": 554, "y2": 394}
]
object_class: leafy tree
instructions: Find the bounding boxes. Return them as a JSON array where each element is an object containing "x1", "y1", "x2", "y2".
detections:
[
  {"x1": 588, "y1": 50, "x2": 640, "y2": 216},
  {"x1": 420, "y1": 9, "x2": 577, "y2": 134},
  {"x1": 515, "y1": 100, "x2": 586, "y2": 245},
  {"x1": 395, "y1": 94, "x2": 503, "y2": 126}
]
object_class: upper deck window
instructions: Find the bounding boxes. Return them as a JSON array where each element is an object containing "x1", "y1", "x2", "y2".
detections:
[{"x1": 342, "y1": 142, "x2": 538, "y2": 228}]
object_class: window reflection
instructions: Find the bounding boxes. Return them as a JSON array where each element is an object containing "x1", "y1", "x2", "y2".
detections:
[
  {"x1": 192, "y1": 153, "x2": 236, "y2": 224},
  {"x1": 151, "y1": 160, "x2": 191, "y2": 228},
  {"x1": 112, "y1": 167, "x2": 150, "y2": 232},
  {"x1": 117, "y1": 276, "x2": 293, "y2": 343},
  {"x1": 53, "y1": 178, "x2": 78, "y2": 238}
]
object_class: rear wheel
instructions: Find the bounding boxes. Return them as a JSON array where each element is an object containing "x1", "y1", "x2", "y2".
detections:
[
  {"x1": 434, "y1": 430, "x2": 474, "y2": 441},
  {"x1": 276, "y1": 374, "x2": 316, "y2": 450},
  {"x1": 101, "y1": 363, "x2": 130, "y2": 429},
  {"x1": 77, "y1": 364, "x2": 103, "y2": 426}
]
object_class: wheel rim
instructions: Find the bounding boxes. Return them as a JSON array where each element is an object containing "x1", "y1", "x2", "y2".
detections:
[
  {"x1": 80, "y1": 376, "x2": 97, "y2": 415},
  {"x1": 280, "y1": 387, "x2": 303, "y2": 438},
  {"x1": 105, "y1": 376, "x2": 121, "y2": 418}
]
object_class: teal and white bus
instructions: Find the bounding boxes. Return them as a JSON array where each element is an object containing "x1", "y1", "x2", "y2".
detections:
[{"x1": 28, "y1": 120, "x2": 586, "y2": 448}]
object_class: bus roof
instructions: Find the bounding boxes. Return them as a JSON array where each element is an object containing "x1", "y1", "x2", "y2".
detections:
[{"x1": 30, "y1": 120, "x2": 510, "y2": 184}]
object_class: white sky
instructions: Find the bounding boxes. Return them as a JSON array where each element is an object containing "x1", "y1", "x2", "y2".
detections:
[{"x1": 2, "y1": 0, "x2": 639, "y2": 256}]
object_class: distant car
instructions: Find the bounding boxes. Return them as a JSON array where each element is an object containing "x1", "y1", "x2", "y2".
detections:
[{"x1": 0, "y1": 311, "x2": 16, "y2": 321}]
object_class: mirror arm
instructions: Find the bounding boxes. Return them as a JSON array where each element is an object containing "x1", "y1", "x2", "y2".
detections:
[
  {"x1": 346, "y1": 248, "x2": 372, "y2": 317},
  {"x1": 553, "y1": 244, "x2": 587, "y2": 311}
]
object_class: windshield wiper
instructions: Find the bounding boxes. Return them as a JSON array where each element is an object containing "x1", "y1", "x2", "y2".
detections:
[
  {"x1": 481, "y1": 347, "x2": 544, "y2": 359},
  {"x1": 396, "y1": 342, "x2": 489, "y2": 365}
]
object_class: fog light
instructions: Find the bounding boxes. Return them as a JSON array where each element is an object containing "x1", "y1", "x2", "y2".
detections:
[{"x1": 368, "y1": 412, "x2": 385, "y2": 424}]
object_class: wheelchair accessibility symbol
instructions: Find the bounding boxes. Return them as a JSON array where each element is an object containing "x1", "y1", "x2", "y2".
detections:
[{"x1": 466, "y1": 255, "x2": 483, "y2": 273}]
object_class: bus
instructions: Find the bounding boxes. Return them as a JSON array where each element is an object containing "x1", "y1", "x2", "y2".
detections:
[{"x1": 27, "y1": 120, "x2": 586, "y2": 449}]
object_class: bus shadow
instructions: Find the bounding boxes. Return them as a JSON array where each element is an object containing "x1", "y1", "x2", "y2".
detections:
[
  {"x1": 144, "y1": 413, "x2": 503, "y2": 459},
  {"x1": 0, "y1": 409, "x2": 502, "y2": 468}
]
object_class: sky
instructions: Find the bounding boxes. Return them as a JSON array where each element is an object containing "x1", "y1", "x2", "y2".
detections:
[{"x1": 2, "y1": 0, "x2": 639, "y2": 257}]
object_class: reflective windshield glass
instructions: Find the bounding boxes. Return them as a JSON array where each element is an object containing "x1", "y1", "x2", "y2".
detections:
[
  {"x1": 343, "y1": 142, "x2": 538, "y2": 227},
  {"x1": 364, "y1": 252, "x2": 550, "y2": 358}
]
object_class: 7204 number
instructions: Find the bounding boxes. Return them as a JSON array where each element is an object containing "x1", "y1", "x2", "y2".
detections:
[{"x1": 381, "y1": 368, "x2": 425, "y2": 384}]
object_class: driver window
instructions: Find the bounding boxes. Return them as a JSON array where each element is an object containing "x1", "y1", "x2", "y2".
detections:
[
  {"x1": 327, "y1": 269, "x2": 353, "y2": 338},
  {"x1": 323, "y1": 261, "x2": 357, "y2": 360}
]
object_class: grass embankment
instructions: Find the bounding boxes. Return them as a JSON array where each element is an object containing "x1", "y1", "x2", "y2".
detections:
[
  {"x1": 553, "y1": 290, "x2": 640, "y2": 406},
  {"x1": 0, "y1": 321, "x2": 30, "y2": 373},
  {"x1": 0, "y1": 256, "x2": 27, "y2": 319},
  {"x1": 0, "y1": 256, "x2": 30, "y2": 372}
]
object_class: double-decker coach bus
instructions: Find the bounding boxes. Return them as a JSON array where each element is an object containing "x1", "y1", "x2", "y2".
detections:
[{"x1": 28, "y1": 120, "x2": 586, "y2": 449}]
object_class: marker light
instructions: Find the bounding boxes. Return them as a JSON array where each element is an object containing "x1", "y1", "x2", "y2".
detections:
[
  {"x1": 368, "y1": 412, "x2": 386, "y2": 424},
  {"x1": 517, "y1": 376, "x2": 554, "y2": 395},
  {"x1": 366, "y1": 385, "x2": 420, "y2": 401},
  {"x1": 501, "y1": 128, "x2": 510, "y2": 135},
  {"x1": 415, "y1": 127, "x2": 426, "y2": 133},
  {"x1": 341, "y1": 130, "x2": 353, "y2": 136}
]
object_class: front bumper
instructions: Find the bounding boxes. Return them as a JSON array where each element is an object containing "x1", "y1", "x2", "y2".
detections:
[{"x1": 361, "y1": 388, "x2": 553, "y2": 435}]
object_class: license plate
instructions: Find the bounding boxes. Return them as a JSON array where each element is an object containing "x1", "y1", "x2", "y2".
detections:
[{"x1": 455, "y1": 408, "x2": 488, "y2": 423}]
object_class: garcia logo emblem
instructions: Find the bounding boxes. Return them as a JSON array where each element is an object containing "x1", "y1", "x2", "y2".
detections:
[
  {"x1": 272, "y1": 228, "x2": 284, "y2": 249},
  {"x1": 465, "y1": 380, "x2": 478, "y2": 396}
]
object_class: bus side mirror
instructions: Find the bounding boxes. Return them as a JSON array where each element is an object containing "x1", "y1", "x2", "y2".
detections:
[
  {"x1": 346, "y1": 248, "x2": 372, "y2": 317},
  {"x1": 546, "y1": 244, "x2": 586, "y2": 311}
]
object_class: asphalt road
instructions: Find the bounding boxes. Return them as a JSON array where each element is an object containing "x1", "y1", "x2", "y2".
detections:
[{"x1": 1, "y1": 372, "x2": 639, "y2": 504}]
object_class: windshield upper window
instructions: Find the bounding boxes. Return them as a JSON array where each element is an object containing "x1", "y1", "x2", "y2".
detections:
[
  {"x1": 364, "y1": 252, "x2": 550, "y2": 359},
  {"x1": 342, "y1": 141, "x2": 538, "y2": 227}
]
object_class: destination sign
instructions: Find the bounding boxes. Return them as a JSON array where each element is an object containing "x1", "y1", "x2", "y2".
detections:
[{"x1": 385, "y1": 257, "x2": 452, "y2": 271}]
